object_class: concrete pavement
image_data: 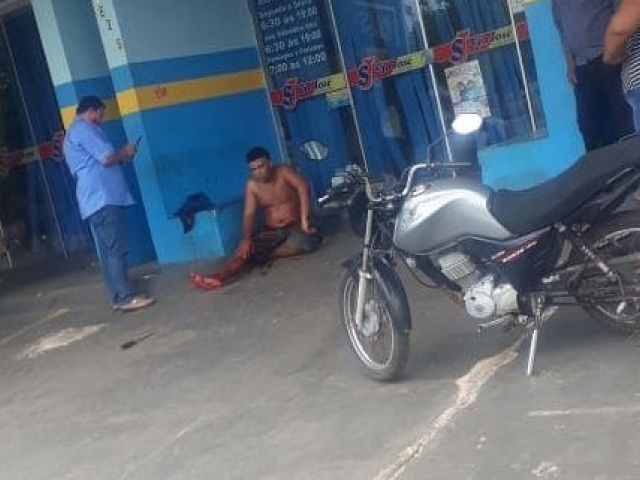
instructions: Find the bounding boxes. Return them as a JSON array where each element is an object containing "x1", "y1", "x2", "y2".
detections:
[
  {"x1": 0, "y1": 228, "x2": 638, "y2": 480},
  {"x1": 399, "y1": 315, "x2": 640, "y2": 480}
]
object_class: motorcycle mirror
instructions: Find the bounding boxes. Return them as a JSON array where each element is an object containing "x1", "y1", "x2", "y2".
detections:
[
  {"x1": 451, "y1": 113, "x2": 483, "y2": 135},
  {"x1": 301, "y1": 140, "x2": 329, "y2": 161}
]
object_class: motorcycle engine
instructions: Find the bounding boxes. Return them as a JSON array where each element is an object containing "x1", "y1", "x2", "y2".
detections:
[{"x1": 436, "y1": 251, "x2": 519, "y2": 320}]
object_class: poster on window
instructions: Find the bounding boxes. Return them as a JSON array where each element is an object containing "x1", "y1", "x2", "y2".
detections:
[{"x1": 445, "y1": 60, "x2": 491, "y2": 118}]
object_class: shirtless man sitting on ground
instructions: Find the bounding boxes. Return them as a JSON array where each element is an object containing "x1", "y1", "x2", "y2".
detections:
[{"x1": 191, "y1": 146, "x2": 323, "y2": 290}]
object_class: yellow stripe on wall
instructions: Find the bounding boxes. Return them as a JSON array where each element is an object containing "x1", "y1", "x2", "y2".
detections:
[
  {"x1": 118, "y1": 68, "x2": 266, "y2": 116},
  {"x1": 59, "y1": 68, "x2": 266, "y2": 128}
]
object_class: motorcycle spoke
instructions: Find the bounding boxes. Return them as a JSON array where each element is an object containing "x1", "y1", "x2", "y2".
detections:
[
  {"x1": 345, "y1": 278, "x2": 395, "y2": 369},
  {"x1": 579, "y1": 227, "x2": 640, "y2": 324}
]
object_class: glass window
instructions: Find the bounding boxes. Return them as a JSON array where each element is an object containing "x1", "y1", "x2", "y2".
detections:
[
  {"x1": 0, "y1": 9, "x2": 91, "y2": 265},
  {"x1": 419, "y1": 0, "x2": 547, "y2": 149},
  {"x1": 249, "y1": 0, "x2": 549, "y2": 183},
  {"x1": 248, "y1": 0, "x2": 362, "y2": 196},
  {"x1": 330, "y1": 0, "x2": 446, "y2": 175}
]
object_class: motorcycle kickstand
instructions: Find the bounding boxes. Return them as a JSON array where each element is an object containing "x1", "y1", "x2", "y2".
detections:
[{"x1": 526, "y1": 294, "x2": 545, "y2": 377}]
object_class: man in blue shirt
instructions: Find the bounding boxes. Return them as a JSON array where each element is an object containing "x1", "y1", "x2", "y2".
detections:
[
  {"x1": 63, "y1": 95, "x2": 155, "y2": 312},
  {"x1": 552, "y1": 0, "x2": 633, "y2": 151}
]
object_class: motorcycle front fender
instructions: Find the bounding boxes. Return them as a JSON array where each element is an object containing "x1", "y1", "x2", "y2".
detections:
[{"x1": 342, "y1": 253, "x2": 412, "y2": 332}]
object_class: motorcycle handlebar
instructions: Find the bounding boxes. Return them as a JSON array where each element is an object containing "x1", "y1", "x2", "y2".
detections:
[
  {"x1": 362, "y1": 161, "x2": 476, "y2": 204},
  {"x1": 363, "y1": 165, "x2": 419, "y2": 203},
  {"x1": 319, "y1": 161, "x2": 476, "y2": 207},
  {"x1": 318, "y1": 171, "x2": 365, "y2": 207}
]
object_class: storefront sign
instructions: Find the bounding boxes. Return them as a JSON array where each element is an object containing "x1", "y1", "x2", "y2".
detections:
[
  {"x1": 434, "y1": 22, "x2": 530, "y2": 65},
  {"x1": 253, "y1": 0, "x2": 330, "y2": 81},
  {"x1": 269, "y1": 73, "x2": 346, "y2": 109},
  {"x1": 348, "y1": 52, "x2": 428, "y2": 90},
  {"x1": 0, "y1": 132, "x2": 65, "y2": 178},
  {"x1": 268, "y1": 21, "x2": 529, "y2": 109}
]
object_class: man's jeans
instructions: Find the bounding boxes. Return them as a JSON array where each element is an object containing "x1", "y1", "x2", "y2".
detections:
[
  {"x1": 626, "y1": 87, "x2": 640, "y2": 133},
  {"x1": 89, "y1": 206, "x2": 133, "y2": 306},
  {"x1": 574, "y1": 56, "x2": 634, "y2": 151}
]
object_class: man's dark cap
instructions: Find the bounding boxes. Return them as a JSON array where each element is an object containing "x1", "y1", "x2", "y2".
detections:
[{"x1": 76, "y1": 95, "x2": 106, "y2": 114}]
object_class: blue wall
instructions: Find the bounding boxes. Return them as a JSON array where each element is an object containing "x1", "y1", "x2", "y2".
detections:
[
  {"x1": 112, "y1": 0, "x2": 255, "y2": 64},
  {"x1": 128, "y1": 78, "x2": 278, "y2": 264},
  {"x1": 93, "y1": 0, "x2": 278, "y2": 264},
  {"x1": 480, "y1": 0, "x2": 585, "y2": 191}
]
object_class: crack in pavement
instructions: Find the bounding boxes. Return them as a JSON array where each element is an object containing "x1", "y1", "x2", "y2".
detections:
[
  {"x1": 373, "y1": 335, "x2": 526, "y2": 480},
  {"x1": 528, "y1": 404, "x2": 640, "y2": 417}
]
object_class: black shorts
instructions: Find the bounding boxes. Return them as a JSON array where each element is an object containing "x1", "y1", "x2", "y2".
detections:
[{"x1": 251, "y1": 227, "x2": 322, "y2": 263}]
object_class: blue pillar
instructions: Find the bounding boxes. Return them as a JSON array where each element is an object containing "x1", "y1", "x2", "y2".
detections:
[
  {"x1": 32, "y1": 0, "x2": 157, "y2": 265},
  {"x1": 86, "y1": 0, "x2": 279, "y2": 264}
]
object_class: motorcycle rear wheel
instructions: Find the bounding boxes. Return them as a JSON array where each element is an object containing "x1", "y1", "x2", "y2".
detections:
[
  {"x1": 338, "y1": 270, "x2": 409, "y2": 381},
  {"x1": 577, "y1": 211, "x2": 640, "y2": 334}
]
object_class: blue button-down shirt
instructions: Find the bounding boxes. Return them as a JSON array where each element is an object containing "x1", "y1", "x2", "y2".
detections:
[
  {"x1": 551, "y1": 0, "x2": 619, "y2": 65},
  {"x1": 63, "y1": 117, "x2": 134, "y2": 219}
]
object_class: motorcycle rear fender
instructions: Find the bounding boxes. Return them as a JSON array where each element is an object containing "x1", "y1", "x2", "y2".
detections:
[{"x1": 342, "y1": 254, "x2": 412, "y2": 332}]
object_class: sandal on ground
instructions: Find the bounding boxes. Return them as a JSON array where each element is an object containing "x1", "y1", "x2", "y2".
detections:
[{"x1": 114, "y1": 295, "x2": 155, "y2": 312}]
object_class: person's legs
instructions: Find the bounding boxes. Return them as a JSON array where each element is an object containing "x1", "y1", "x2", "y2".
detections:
[
  {"x1": 625, "y1": 87, "x2": 640, "y2": 133},
  {"x1": 191, "y1": 231, "x2": 276, "y2": 290},
  {"x1": 574, "y1": 61, "x2": 605, "y2": 151},
  {"x1": 191, "y1": 228, "x2": 322, "y2": 291},
  {"x1": 269, "y1": 228, "x2": 323, "y2": 259},
  {"x1": 191, "y1": 229, "x2": 283, "y2": 291},
  {"x1": 89, "y1": 206, "x2": 133, "y2": 306},
  {"x1": 622, "y1": 87, "x2": 640, "y2": 202},
  {"x1": 198, "y1": 254, "x2": 249, "y2": 286},
  {"x1": 600, "y1": 60, "x2": 635, "y2": 142},
  {"x1": 210, "y1": 255, "x2": 247, "y2": 286},
  {"x1": 250, "y1": 229, "x2": 288, "y2": 264}
]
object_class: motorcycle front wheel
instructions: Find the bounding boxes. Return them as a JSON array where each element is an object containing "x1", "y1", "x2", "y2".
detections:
[
  {"x1": 576, "y1": 210, "x2": 640, "y2": 334},
  {"x1": 338, "y1": 270, "x2": 409, "y2": 381}
]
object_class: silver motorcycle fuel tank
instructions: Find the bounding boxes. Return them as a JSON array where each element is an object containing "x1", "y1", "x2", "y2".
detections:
[{"x1": 394, "y1": 178, "x2": 513, "y2": 255}]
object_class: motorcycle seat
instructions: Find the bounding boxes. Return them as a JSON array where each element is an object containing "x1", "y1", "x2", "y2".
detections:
[{"x1": 490, "y1": 135, "x2": 640, "y2": 235}]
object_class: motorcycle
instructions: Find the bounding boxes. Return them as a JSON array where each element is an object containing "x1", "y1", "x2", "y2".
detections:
[{"x1": 321, "y1": 114, "x2": 640, "y2": 381}]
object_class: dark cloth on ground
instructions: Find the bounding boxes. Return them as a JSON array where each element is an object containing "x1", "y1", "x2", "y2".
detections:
[{"x1": 174, "y1": 192, "x2": 215, "y2": 233}]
